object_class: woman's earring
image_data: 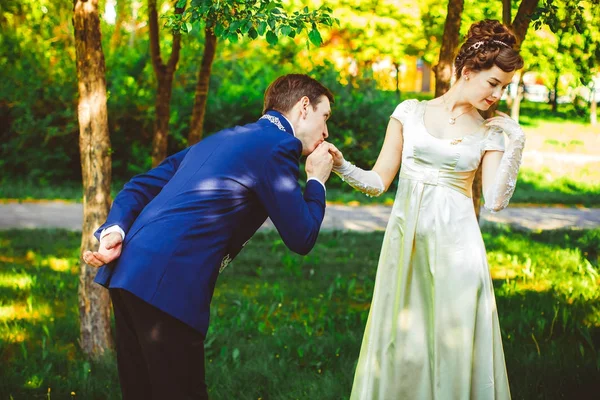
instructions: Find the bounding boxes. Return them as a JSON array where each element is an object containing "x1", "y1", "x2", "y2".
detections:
[{"x1": 465, "y1": 76, "x2": 470, "y2": 81}]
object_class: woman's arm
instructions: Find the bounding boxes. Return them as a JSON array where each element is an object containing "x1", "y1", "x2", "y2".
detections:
[
  {"x1": 330, "y1": 114, "x2": 405, "y2": 197},
  {"x1": 481, "y1": 113, "x2": 526, "y2": 212}
]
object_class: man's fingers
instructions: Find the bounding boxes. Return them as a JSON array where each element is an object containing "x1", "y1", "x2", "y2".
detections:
[
  {"x1": 104, "y1": 237, "x2": 122, "y2": 250},
  {"x1": 83, "y1": 251, "x2": 104, "y2": 267},
  {"x1": 102, "y1": 232, "x2": 123, "y2": 250},
  {"x1": 93, "y1": 251, "x2": 114, "y2": 264}
]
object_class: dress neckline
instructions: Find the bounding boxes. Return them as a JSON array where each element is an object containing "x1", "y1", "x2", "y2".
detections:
[{"x1": 420, "y1": 100, "x2": 487, "y2": 142}]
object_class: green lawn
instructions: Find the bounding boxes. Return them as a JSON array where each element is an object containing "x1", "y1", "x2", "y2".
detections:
[{"x1": 1, "y1": 228, "x2": 599, "y2": 399}]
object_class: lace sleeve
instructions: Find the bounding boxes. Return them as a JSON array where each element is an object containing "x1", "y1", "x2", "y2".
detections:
[
  {"x1": 333, "y1": 160, "x2": 385, "y2": 197},
  {"x1": 483, "y1": 118, "x2": 526, "y2": 212}
]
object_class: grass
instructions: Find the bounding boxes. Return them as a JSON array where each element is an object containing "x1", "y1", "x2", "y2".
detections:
[{"x1": 1, "y1": 228, "x2": 599, "y2": 399}]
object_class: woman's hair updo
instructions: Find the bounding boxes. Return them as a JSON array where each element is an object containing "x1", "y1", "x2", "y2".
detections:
[{"x1": 455, "y1": 19, "x2": 524, "y2": 79}]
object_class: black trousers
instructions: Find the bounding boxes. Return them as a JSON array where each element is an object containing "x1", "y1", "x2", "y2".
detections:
[{"x1": 110, "y1": 288, "x2": 209, "y2": 400}]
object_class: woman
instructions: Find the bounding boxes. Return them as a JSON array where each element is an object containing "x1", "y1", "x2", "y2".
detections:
[{"x1": 332, "y1": 20, "x2": 525, "y2": 399}]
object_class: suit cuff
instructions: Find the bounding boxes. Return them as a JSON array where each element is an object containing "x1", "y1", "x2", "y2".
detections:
[
  {"x1": 101, "y1": 225, "x2": 125, "y2": 241},
  {"x1": 307, "y1": 177, "x2": 326, "y2": 192}
]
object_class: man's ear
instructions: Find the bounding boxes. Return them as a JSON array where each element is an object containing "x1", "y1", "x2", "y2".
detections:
[{"x1": 300, "y1": 96, "x2": 310, "y2": 118}]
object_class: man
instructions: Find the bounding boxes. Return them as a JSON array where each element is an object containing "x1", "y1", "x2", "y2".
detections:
[{"x1": 82, "y1": 74, "x2": 335, "y2": 399}]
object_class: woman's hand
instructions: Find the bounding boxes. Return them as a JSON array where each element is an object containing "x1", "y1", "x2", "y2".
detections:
[
  {"x1": 485, "y1": 111, "x2": 525, "y2": 141},
  {"x1": 326, "y1": 142, "x2": 345, "y2": 168}
]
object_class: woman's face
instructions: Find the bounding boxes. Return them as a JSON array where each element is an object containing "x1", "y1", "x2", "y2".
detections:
[{"x1": 463, "y1": 65, "x2": 515, "y2": 110}]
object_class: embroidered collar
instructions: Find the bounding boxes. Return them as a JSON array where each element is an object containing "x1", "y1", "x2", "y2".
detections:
[{"x1": 260, "y1": 110, "x2": 295, "y2": 136}]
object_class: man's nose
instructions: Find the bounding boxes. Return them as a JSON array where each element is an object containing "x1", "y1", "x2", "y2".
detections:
[{"x1": 323, "y1": 125, "x2": 329, "y2": 139}]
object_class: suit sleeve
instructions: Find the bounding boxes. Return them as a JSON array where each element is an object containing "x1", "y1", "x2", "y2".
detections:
[
  {"x1": 94, "y1": 147, "x2": 191, "y2": 240},
  {"x1": 255, "y1": 140, "x2": 326, "y2": 255}
]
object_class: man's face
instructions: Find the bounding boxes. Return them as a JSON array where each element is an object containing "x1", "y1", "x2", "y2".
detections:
[{"x1": 296, "y1": 96, "x2": 331, "y2": 156}]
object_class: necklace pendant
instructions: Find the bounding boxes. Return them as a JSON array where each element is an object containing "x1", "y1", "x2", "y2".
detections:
[
  {"x1": 450, "y1": 138, "x2": 463, "y2": 145},
  {"x1": 448, "y1": 117, "x2": 456, "y2": 125}
]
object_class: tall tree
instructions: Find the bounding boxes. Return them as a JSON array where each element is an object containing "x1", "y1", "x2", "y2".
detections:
[
  {"x1": 167, "y1": 0, "x2": 336, "y2": 146},
  {"x1": 110, "y1": 0, "x2": 127, "y2": 50},
  {"x1": 149, "y1": 0, "x2": 185, "y2": 167},
  {"x1": 72, "y1": 0, "x2": 114, "y2": 357},
  {"x1": 472, "y1": 0, "x2": 541, "y2": 219},
  {"x1": 533, "y1": 0, "x2": 600, "y2": 121},
  {"x1": 433, "y1": 0, "x2": 464, "y2": 96},
  {"x1": 188, "y1": 26, "x2": 216, "y2": 145}
]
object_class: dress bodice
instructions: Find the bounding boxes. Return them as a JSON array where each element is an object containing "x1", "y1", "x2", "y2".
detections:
[{"x1": 391, "y1": 100, "x2": 505, "y2": 198}]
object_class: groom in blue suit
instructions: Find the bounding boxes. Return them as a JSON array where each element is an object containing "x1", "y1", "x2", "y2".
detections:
[{"x1": 83, "y1": 74, "x2": 335, "y2": 399}]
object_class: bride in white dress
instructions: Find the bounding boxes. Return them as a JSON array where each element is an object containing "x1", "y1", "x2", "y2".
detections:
[{"x1": 330, "y1": 20, "x2": 526, "y2": 399}]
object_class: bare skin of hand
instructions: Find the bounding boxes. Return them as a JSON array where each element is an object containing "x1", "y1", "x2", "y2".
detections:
[
  {"x1": 82, "y1": 232, "x2": 123, "y2": 267},
  {"x1": 326, "y1": 143, "x2": 344, "y2": 168},
  {"x1": 306, "y1": 142, "x2": 333, "y2": 183}
]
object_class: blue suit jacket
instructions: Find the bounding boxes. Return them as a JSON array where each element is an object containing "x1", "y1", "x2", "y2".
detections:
[{"x1": 94, "y1": 111, "x2": 326, "y2": 334}]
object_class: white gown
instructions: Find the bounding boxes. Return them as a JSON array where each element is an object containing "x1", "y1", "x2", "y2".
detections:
[{"x1": 350, "y1": 99, "x2": 511, "y2": 400}]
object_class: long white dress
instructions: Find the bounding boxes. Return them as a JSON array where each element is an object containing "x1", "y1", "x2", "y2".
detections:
[{"x1": 350, "y1": 99, "x2": 511, "y2": 399}]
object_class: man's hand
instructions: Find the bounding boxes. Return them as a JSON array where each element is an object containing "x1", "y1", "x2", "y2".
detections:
[
  {"x1": 305, "y1": 142, "x2": 333, "y2": 183},
  {"x1": 326, "y1": 143, "x2": 345, "y2": 168},
  {"x1": 82, "y1": 232, "x2": 123, "y2": 267}
]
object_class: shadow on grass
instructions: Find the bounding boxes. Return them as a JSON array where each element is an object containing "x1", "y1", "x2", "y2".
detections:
[{"x1": 1, "y1": 228, "x2": 599, "y2": 399}]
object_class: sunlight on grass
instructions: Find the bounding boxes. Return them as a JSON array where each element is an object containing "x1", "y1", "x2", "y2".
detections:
[
  {"x1": 42, "y1": 256, "x2": 74, "y2": 273},
  {"x1": 1, "y1": 228, "x2": 599, "y2": 399},
  {"x1": 0, "y1": 273, "x2": 33, "y2": 290},
  {"x1": 0, "y1": 303, "x2": 52, "y2": 322},
  {"x1": 0, "y1": 324, "x2": 29, "y2": 343}
]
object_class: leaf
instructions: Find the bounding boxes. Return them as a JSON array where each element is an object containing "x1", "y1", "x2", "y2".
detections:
[
  {"x1": 229, "y1": 21, "x2": 241, "y2": 32},
  {"x1": 248, "y1": 27, "x2": 258, "y2": 40},
  {"x1": 240, "y1": 21, "x2": 252, "y2": 34},
  {"x1": 257, "y1": 21, "x2": 267, "y2": 36},
  {"x1": 266, "y1": 30, "x2": 278, "y2": 45},
  {"x1": 280, "y1": 25, "x2": 292, "y2": 37},
  {"x1": 214, "y1": 23, "x2": 225, "y2": 37},
  {"x1": 228, "y1": 32, "x2": 239, "y2": 43},
  {"x1": 185, "y1": 22, "x2": 193, "y2": 33},
  {"x1": 176, "y1": 0, "x2": 187, "y2": 8},
  {"x1": 308, "y1": 29, "x2": 322, "y2": 47}
]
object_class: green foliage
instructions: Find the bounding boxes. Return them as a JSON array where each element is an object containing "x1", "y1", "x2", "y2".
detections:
[
  {"x1": 1, "y1": 0, "x2": 598, "y2": 196},
  {"x1": 164, "y1": 0, "x2": 337, "y2": 47},
  {"x1": 1, "y1": 228, "x2": 599, "y2": 398}
]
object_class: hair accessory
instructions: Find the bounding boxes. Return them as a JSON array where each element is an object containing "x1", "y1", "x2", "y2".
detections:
[{"x1": 465, "y1": 39, "x2": 511, "y2": 54}]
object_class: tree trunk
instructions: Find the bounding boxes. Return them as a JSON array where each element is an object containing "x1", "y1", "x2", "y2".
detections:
[
  {"x1": 149, "y1": 0, "x2": 184, "y2": 167},
  {"x1": 433, "y1": 0, "x2": 464, "y2": 97},
  {"x1": 551, "y1": 74, "x2": 559, "y2": 113},
  {"x1": 472, "y1": 0, "x2": 540, "y2": 220},
  {"x1": 110, "y1": 0, "x2": 127, "y2": 50},
  {"x1": 72, "y1": 0, "x2": 114, "y2": 358},
  {"x1": 511, "y1": 0, "x2": 540, "y2": 48},
  {"x1": 395, "y1": 62, "x2": 402, "y2": 103},
  {"x1": 591, "y1": 84, "x2": 597, "y2": 126},
  {"x1": 472, "y1": 165, "x2": 483, "y2": 219},
  {"x1": 502, "y1": 0, "x2": 512, "y2": 25},
  {"x1": 511, "y1": 71, "x2": 524, "y2": 121},
  {"x1": 151, "y1": 77, "x2": 175, "y2": 167},
  {"x1": 188, "y1": 27, "x2": 217, "y2": 146}
]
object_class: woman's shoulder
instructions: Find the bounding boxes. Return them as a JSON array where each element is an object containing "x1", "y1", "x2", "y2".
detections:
[{"x1": 390, "y1": 99, "x2": 423, "y2": 122}]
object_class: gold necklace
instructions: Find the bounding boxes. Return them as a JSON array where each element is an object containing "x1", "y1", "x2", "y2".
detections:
[{"x1": 442, "y1": 95, "x2": 473, "y2": 125}]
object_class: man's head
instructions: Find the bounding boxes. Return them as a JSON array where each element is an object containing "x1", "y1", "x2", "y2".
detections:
[{"x1": 263, "y1": 74, "x2": 334, "y2": 155}]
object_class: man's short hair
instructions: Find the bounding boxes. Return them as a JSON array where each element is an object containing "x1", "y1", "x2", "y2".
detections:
[{"x1": 263, "y1": 74, "x2": 334, "y2": 114}]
